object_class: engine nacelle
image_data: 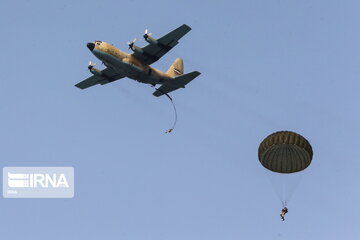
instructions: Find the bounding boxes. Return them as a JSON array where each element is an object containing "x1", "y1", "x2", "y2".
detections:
[
  {"x1": 131, "y1": 45, "x2": 143, "y2": 54},
  {"x1": 144, "y1": 36, "x2": 158, "y2": 45},
  {"x1": 88, "y1": 66, "x2": 103, "y2": 77}
]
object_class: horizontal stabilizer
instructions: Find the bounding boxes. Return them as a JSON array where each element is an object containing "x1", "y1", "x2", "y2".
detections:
[{"x1": 153, "y1": 71, "x2": 200, "y2": 97}]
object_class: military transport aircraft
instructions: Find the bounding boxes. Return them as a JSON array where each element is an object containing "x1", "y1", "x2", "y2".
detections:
[{"x1": 75, "y1": 24, "x2": 201, "y2": 97}]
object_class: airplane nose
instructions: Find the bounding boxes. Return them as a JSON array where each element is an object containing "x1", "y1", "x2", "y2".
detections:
[{"x1": 87, "y1": 43, "x2": 95, "y2": 51}]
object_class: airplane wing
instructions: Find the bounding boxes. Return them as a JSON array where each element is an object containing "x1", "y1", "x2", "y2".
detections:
[
  {"x1": 132, "y1": 24, "x2": 191, "y2": 65},
  {"x1": 153, "y1": 71, "x2": 200, "y2": 97},
  {"x1": 75, "y1": 67, "x2": 125, "y2": 89}
]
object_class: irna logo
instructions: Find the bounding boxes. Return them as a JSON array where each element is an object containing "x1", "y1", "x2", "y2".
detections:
[
  {"x1": 3, "y1": 167, "x2": 74, "y2": 198},
  {"x1": 8, "y1": 172, "x2": 69, "y2": 188}
]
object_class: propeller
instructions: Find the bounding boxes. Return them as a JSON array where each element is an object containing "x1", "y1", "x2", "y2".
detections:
[
  {"x1": 88, "y1": 61, "x2": 96, "y2": 70},
  {"x1": 144, "y1": 29, "x2": 152, "y2": 39},
  {"x1": 127, "y1": 38, "x2": 137, "y2": 50}
]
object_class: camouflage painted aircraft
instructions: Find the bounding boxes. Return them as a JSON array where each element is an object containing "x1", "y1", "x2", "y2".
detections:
[{"x1": 75, "y1": 24, "x2": 201, "y2": 97}]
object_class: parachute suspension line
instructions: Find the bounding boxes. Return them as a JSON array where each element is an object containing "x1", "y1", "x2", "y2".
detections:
[
  {"x1": 153, "y1": 86, "x2": 178, "y2": 133},
  {"x1": 281, "y1": 177, "x2": 286, "y2": 207},
  {"x1": 278, "y1": 179, "x2": 285, "y2": 208}
]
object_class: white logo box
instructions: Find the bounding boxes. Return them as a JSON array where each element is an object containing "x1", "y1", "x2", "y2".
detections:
[{"x1": 3, "y1": 167, "x2": 74, "y2": 198}]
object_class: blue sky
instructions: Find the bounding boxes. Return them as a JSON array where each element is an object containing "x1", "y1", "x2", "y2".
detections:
[{"x1": 1, "y1": 0, "x2": 360, "y2": 239}]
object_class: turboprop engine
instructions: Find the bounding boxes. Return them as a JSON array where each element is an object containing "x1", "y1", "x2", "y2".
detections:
[
  {"x1": 88, "y1": 61, "x2": 102, "y2": 76},
  {"x1": 143, "y1": 29, "x2": 158, "y2": 45},
  {"x1": 127, "y1": 38, "x2": 143, "y2": 54}
]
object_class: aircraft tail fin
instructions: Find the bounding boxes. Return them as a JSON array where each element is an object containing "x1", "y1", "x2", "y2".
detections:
[{"x1": 167, "y1": 58, "x2": 184, "y2": 78}]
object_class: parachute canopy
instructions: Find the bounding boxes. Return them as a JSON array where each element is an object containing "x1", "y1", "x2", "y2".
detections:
[{"x1": 258, "y1": 131, "x2": 313, "y2": 174}]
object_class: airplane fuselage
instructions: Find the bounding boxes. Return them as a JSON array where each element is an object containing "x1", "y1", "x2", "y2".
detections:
[{"x1": 88, "y1": 41, "x2": 171, "y2": 85}]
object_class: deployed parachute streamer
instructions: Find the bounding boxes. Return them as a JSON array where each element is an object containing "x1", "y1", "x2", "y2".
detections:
[
  {"x1": 153, "y1": 86, "x2": 177, "y2": 133},
  {"x1": 258, "y1": 131, "x2": 313, "y2": 174}
]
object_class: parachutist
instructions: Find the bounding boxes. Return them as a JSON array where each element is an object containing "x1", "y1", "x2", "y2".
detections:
[
  {"x1": 165, "y1": 129, "x2": 173, "y2": 133},
  {"x1": 280, "y1": 207, "x2": 288, "y2": 221}
]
